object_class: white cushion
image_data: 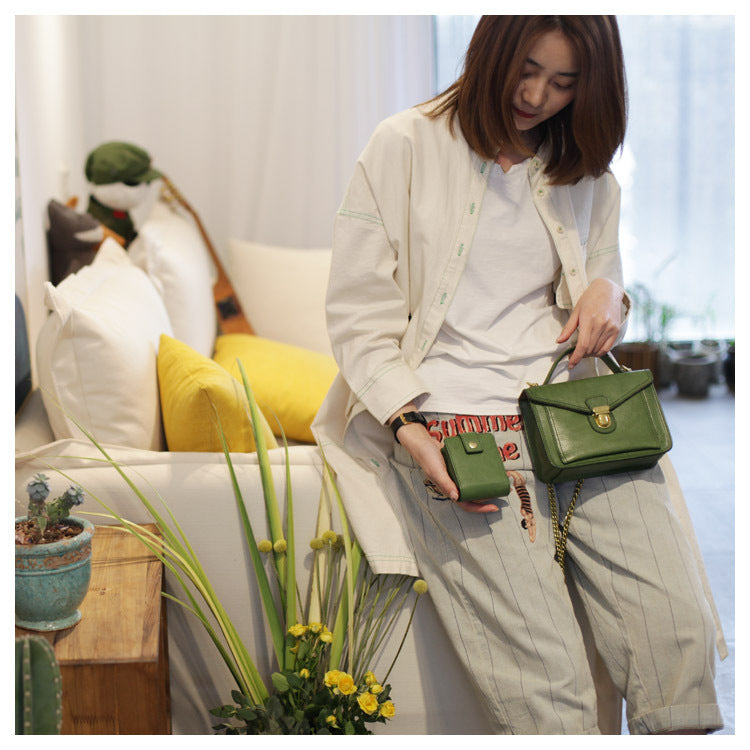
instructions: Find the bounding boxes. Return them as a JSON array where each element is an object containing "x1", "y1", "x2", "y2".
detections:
[
  {"x1": 36, "y1": 239, "x2": 173, "y2": 450},
  {"x1": 130, "y1": 201, "x2": 217, "y2": 358},
  {"x1": 228, "y1": 239, "x2": 332, "y2": 356}
]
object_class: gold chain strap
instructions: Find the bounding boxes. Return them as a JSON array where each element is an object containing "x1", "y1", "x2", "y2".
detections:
[{"x1": 547, "y1": 479, "x2": 584, "y2": 574}]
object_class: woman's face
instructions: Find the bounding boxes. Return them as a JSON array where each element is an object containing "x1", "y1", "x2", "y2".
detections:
[{"x1": 512, "y1": 30, "x2": 579, "y2": 132}]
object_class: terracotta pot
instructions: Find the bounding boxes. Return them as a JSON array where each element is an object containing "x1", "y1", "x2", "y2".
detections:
[{"x1": 15, "y1": 516, "x2": 95, "y2": 631}]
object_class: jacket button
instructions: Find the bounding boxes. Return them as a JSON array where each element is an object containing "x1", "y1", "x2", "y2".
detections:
[
  {"x1": 570, "y1": 268, "x2": 577, "y2": 276},
  {"x1": 537, "y1": 188, "x2": 545, "y2": 196},
  {"x1": 556, "y1": 225, "x2": 564, "y2": 234}
]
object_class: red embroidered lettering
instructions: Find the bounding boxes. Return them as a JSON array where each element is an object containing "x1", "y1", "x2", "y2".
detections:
[
  {"x1": 426, "y1": 419, "x2": 443, "y2": 441},
  {"x1": 456, "y1": 415, "x2": 484, "y2": 433},
  {"x1": 501, "y1": 442, "x2": 520, "y2": 461},
  {"x1": 506, "y1": 415, "x2": 522, "y2": 432},
  {"x1": 441, "y1": 418, "x2": 459, "y2": 438},
  {"x1": 485, "y1": 415, "x2": 502, "y2": 432}
]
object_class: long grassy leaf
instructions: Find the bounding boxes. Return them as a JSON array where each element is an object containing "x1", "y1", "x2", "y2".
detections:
[
  {"x1": 332, "y1": 541, "x2": 362, "y2": 672},
  {"x1": 281, "y1": 431, "x2": 297, "y2": 669},
  {"x1": 320, "y1": 452, "x2": 359, "y2": 671},
  {"x1": 76, "y1": 503, "x2": 268, "y2": 702},
  {"x1": 88, "y1": 517, "x2": 256, "y2": 698},
  {"x1": 213, "y1": 406, "x2": 285, "y2": 668},
  {"x1": 236, "y1": 362, "x2": 285, "y2": 588},
  {"x1": 40, "y1": 416, "x2": 270, "y2": 704},
  {"x1": 308, "y1": 482, "x2": 334, "y2": 624}
]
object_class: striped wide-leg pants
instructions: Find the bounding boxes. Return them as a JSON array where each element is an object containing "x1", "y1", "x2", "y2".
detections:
[{"x1": 390, "y1": 412, "x2": 722, "y2": 735}]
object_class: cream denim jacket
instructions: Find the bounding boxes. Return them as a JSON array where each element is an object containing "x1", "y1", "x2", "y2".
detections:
[{"x1": 312, "y1": 104, "x2": 726, "y2": 657}]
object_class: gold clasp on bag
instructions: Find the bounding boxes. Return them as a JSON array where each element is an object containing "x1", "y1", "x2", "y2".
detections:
[{"x1": 592, "y1": 405, "x2": 611, "y2": 429}]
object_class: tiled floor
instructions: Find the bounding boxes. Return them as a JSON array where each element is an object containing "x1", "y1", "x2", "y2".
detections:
[{"x1": 623, "y1": 382, "x2": 735, "y2": 734}]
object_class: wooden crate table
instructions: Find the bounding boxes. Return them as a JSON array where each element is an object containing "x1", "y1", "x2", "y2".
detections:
[{"x1": 16, "y1": 524, "x2": 171, "y2": 734}]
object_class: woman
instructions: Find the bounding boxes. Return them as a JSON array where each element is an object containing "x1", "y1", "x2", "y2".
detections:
[{"x1": 313, "y1": 16, "x2": 723, "y2": 734}]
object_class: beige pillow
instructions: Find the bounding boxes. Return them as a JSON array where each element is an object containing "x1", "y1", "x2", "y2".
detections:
[
  {"x1": 228, "y1": 239, "x2": 332, "y2": 357},
  {"x1": 130, "y1": 201, "x2": 217, "y2": 358}
]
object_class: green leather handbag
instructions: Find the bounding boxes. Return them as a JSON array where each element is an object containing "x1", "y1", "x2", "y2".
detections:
[
  {"x1": 519, "y1": 347, "x2": 672, "y2": 484},
  {"x1": 441, "y1": 431, "x2": 511, "y2": 502}
]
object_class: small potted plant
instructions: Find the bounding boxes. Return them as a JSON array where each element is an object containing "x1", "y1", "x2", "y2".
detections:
[
  {"x1": 614, "y1": 283, "x2": 679, "y2": 389},
  {"x1": 15, "y1": 473, "x2": 94, "y2": 631}
]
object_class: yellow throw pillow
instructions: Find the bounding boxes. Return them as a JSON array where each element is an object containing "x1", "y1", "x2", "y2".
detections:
[
  {"x1": 157, "y1": 334, "x2": 277, "y2": 452},
  {"x1": 213, "y1": 334, "x2": 338, "y2": 444}
]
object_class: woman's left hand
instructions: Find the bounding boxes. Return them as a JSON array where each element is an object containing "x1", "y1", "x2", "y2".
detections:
[{"x1": 557, "y1": 278, "x2": 626, "y2": 368}]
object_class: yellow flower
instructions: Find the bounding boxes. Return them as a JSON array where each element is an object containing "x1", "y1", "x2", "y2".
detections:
[
  {"x1": 326, "y1": 715, "x2": 338, "y2": 727},
  {"x1": 273, "y1": 538, "x2": 287, "y2": 553},
  {"x1": 258, "y1": 539, "x2": 273, "y2": 553},
  {"x1": 363, "y1": 671, "x2": 377, "y2": 686},
  {"x1": 288, "y1": 623, "x2": 308, "y2": 638},
  {"x1": 317, "y1": 624, "x2": 333, "y2": 643},
  {"x1": 337, "y1": 673, "x2": 356, "y2": 695},
  {"x1": 321, "y1": 530, "x2": 338, "y2": 544},
  {"x1": 357, "y1": 692, "x2": 379, "y2": 715},
  {"x1": 299, "y1": 668, "x2": 310, "y2": 679},
  {"x1": 380, "y1": 700, "x2": 396, "y2": 719},
  {"x1": 308, "y1": 622, "x2": 323, "y2": 634},
  {"x1": 310, "y1": 538, "x2": 324, "y2": 550},
  {"x1": 370, "y1": 683, "x2": 384, "y2": 695},
  {"x1": 413, "y1": 579, "x2": 428, "y2": 595},
  {"x1": 324, "y1": 670, "x2": 342, "y2": 688}
]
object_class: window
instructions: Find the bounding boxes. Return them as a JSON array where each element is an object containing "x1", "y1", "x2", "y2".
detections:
[{"x1": 433, "y1": 15, "x2": 735, "y2": 341}]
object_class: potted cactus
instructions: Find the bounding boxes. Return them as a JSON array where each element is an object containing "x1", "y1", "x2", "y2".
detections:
[{"x1": 15, "y1": 474, "x2": 94, "y2": 631}]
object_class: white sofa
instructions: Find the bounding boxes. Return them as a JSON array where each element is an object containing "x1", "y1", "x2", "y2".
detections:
[
  {"x1": 17, "y1": 395, "x2": 506, "y2": 735},
  {"x1": 15, "y1": 198, "x2": 622, "y2": 734}
]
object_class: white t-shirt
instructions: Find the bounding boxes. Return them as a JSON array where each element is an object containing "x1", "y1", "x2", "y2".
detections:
[{"x1": 415, "y1": 159, "x2": 571, "y2": 414}]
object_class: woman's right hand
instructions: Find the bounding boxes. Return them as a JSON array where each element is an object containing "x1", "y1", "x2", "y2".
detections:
[{"x1": 390, "y1": 410, "x2": 499, "y2": 514}]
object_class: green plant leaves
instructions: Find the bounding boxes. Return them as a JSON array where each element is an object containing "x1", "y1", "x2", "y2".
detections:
[
  {"x1": 53, "y1": 362, "x2": 422, "y2": 736},
  {"x1": 271, "y1": 672, "x2": 290, "y2": 693}
]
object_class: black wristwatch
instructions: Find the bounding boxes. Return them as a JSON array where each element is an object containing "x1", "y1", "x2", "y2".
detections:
[{"x1": 390, "y1": 411, "x2": 428, "y2": 443}]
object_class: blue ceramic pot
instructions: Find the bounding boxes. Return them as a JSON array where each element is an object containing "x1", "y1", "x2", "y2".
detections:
[{"x1": 15, "y1": 516, "x2": 95, "y2": 631}]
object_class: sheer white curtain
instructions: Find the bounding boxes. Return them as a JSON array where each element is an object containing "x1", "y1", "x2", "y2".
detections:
[
  {"x1": 16, "y1": 15, "x2": 435, "y2": 372},
  {"x1": 613, "y1": 15, "x2": 734, "y2": 341},
  {"x1": 74, "y1": 15, "x2": 434, "y2": 248}
]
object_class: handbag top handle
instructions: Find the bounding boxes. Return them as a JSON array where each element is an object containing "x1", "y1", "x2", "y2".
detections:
[{"x1": 543, "y1": 347, "x2": 625, "y2": 385}]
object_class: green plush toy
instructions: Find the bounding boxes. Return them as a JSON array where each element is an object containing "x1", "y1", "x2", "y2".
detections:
[{"x1": 85, "y1": 141, "x2": 162, "y2": 246}]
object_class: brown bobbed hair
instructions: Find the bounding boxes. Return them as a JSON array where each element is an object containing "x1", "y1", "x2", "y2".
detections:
[{"x1": 427, "y1": 16, "x2": 627, "y2": 185}]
